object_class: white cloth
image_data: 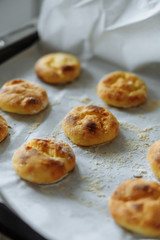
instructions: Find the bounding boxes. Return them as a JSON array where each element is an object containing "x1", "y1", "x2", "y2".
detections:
[{"x1": 38, "y1": 0, "x2": 160, "y2": 71}]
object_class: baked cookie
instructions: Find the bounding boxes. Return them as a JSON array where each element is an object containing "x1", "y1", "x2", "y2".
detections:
[
  {"x1": 62, "y1": 105, "x2": 119, "y2": 146},
  {"x1": 13, "y1": 137, "x2": 75, "y2": 184},
  {"x1": 109, "y1": 179, "x2": 160, "y2": 237},
  {"x1": 35, "y1": 53, "x2": 81, "y2": 84},
  {"x1": 0, "y1": 115, "x2": 8, "y2": 142},
  {"x1": 148, "y1": 140, "x2": 160, "y2": 179},
  {"x1": 0, "y1": 79, "x2": 48, "y2": 114},
  {"x1": 97, "y1": 71, "x2": 147, "y2": 108}
]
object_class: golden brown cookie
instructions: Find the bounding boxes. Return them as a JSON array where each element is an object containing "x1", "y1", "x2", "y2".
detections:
[
  {"x1": 0, "y1": 79, "x2": 48, "y2": 114},
  {"x1": 97, "y1": 71, "x2": 147, "y2": 108},
  {"x1": 0, "y1": 115, "x2": 8, "y2": 142},
  {"x1": 13, "y1": 137, "x2": 76, "y2": 184},
  {"x1": 35, "y1": 53, "x2": 81, "y2": 84},
  {"x1": 109, "y1": 179, "x2": 160, "y2": 237},
  {"x1": 62, "y1": 105, "x2": 119, "y2": 146},
  {"x1": 148, "y1": 140, "x2": 160, "y2": 179}
]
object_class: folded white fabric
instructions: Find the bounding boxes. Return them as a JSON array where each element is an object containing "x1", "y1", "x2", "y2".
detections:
[{"x1": 38, "y1": 0, "x2": 160, "y2": 71}]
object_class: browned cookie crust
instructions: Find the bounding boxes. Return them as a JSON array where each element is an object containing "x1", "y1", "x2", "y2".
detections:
[
  {"x1": 35, "y1": 53, "x2": 81, "y2": 84},
  {"x1": 97, "y1": 71, "x2": 147, "y2": 108},
  {"x1": 0, "y1": 79, "x2": 48, "y2": 114},
  {"x1": 109, "y1": 179, "x2": 160, "y2": 237},
  {"x1": 13, "y1": 137, "x2": 76, "y2": 184},
  {"x1": 148, "y1": 140, "x2": 160, "y2": 179},
  {"x1": 62, "y1": 105, "x2": 119, "y2": 146},
  {"x1": 0, "y1": 115, "x2": 8, "y2": 142}
]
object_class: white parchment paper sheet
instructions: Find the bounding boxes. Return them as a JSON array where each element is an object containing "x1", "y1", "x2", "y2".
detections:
[
  {"x1": 38, "y1": 0, "x2": 160, "y2": 71},
  {"x1": 0, "y1": 43, "x2": 160, "y2": 240}
]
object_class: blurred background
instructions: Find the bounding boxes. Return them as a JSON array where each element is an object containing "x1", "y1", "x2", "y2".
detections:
[{"x1": 0, "y1": 0, "x2": 43, "y2": 35}]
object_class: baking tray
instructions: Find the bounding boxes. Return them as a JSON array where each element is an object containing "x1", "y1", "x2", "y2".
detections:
[{"x1": 0, "y1": 42, "x2": 160, "y2": 240}]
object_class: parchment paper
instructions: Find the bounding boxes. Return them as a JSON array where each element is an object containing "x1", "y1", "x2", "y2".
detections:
[
  {"x1": 0, "y1": 0, "x2": 160, "y2": 239},
  {"x1": 0, "y1": 43, "x2": 160, "y2": 240},
  {"x1": 38, "y1": 0, "x2": 160, "y2": 71}
]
